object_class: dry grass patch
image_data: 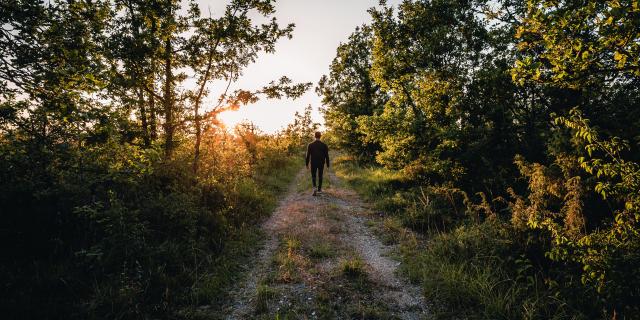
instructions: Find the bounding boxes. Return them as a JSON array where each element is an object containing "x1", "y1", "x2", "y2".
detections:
[
  {"x1": 307, "y1": 240, "x2": 337, "y2": 259},
  {"x1": 340, "y1": 257, "x2": 366, "y2": 279},
  {"x1": 313, "y1": 259, "x2": 396, "y2": 319},
  {"x1": 254, "y1": 284, "x2": 277, "y2": 314},
  {"x1": 274, "y1": 236, "x2": 308, "y2": 283}
]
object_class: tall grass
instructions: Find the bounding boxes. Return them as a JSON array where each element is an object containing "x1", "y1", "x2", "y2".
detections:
[{"x1": 334, "y1": 155, "x2": 600, "y2": 320}]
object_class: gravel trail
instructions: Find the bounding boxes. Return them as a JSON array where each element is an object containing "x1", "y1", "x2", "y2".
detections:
[{"x1": 221, "y1": 167, "x2": 429, "y2": 319}]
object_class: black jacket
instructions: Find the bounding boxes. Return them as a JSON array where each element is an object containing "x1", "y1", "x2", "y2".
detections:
[{"x1": 306, "y1": 140, "x2": 329, "y2": 168}]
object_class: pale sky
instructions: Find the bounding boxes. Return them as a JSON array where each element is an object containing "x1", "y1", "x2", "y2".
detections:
[{"x1": 195, "y1": 0, "x2": 401, "y2": 133}]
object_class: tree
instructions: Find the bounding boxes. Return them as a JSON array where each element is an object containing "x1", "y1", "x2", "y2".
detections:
[
  {"x1": 513, "y1": 0, "x2": 640, "y2": 89},
  {"x1": 0, "y1": 0, "x2": 111, "y2": 145},
  {"x1": 354, "y1": 0, "x2": 533, "y2": 192},
  {"x1": 0, "y1": 1, "x2": 311, "y2": 317},
  {"x1": 282, "y1": 104, "x2": 319, "y2": 151},
  {"x1": 107, "y1": 0, "x2": 311, "y2": 166},
  {"x1": 317, "y1": 0, "x2": 640, "y2": 316},
  {"x1": 185, "y1": 1, "x2": 310, "y2": 174},
  {"x1": 511, "y1": 0, "x2": 640, "y2": 314},
  {"x1": 317, "y1": 26, "x2": 384, "y2": 162}
]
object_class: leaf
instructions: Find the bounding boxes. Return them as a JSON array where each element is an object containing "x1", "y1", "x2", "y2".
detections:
[{"x1": 613, "y1": 51, "x2": 623, "y2": 61}]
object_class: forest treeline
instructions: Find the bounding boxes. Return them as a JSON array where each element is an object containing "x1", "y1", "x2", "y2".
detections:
[
  {"x1": 319, "y1": 0, "x2": 639, "y2": 318},
  {"x1": 0, "y1": 0, "x2": 318, "y2": 318}
]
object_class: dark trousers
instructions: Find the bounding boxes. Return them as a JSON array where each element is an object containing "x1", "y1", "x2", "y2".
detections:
[{"x1": 311, "y1": 165, "x2": 324, "y2": 190}]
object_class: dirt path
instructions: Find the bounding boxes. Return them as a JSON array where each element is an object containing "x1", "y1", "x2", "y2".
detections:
[{"x1": 221, "y1": 167, "x2": 429, "y2": 319}]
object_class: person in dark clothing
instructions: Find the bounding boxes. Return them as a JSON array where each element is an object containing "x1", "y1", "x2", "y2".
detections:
[{"x1": 306, "y1": 131, "x2": 330, "y2": 196}]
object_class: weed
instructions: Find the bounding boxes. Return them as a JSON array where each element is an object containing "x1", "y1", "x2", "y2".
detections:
[
  {"x1": 275, "y1": 236, "x2": 305, "y2": 282},
  {"x1": 254, "y1": 284, "x2": 277, "y2": 314},
  {"x1": 348, "y1": 303, "x2": 391, "y2": 319},
  {"x1": 191, "y1": 227, "x2": 263, "y2": 306},
  {"x1": 308, "y1": 241, "x2": 336, "y2": 259},
  {"x1": 380, "y1": 217, "x2": 404, "y2": 244},
  {"x1": 340, "y1": 257, "x2": 366, "y2": 278}
]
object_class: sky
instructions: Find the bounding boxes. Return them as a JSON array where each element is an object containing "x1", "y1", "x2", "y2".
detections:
[{"x1": 195, "y1": 0, "x2": 401, "y2": 133}]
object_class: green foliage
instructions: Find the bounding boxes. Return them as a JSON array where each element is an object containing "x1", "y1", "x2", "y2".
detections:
[
  {"x1": 337, "y1": 159, "x2": 606, "y2": 319},
  {"x1": 510, "y1": 0, "x2": 640, "y2": 315},
  {"x1": 255, "y1": 284, "x2": 278, "y2": 314},
  {"x1": 340, "y1": 257, "x2": 366, "y2": 279},
  {"x1": 325, "y1": 0, "x2": 640, "y2": 317},
  {"x1": 317, "y1": 26, "x2": 385, "y2": 162},
  {"x1": 0, "y1": 1, "x2": 310, "y2": 317},
  {"x1": 513, "y1": 0, "x2": 640, "y2": 88},
  {"x1": 403, "y1": 221, "x2": 603, "y2": 319},
  {"x1": 335, "y1": 155, "x2": 481, "y2": 232},
  {"x1": 508, "y1": 109, "x2": 640, "y2": 314},
  {"x1": 281, "y1": 104, "x2": 320, "y2": 152},
  {"x1": 0, "y1": 125, "x2": 301, "y2": 318},
  {"x1": 321, "y1": 0, "x2": 551, "y2": 195},
  {"x1": 307, "y1": 240, "x2": 336, "y2": 259}
]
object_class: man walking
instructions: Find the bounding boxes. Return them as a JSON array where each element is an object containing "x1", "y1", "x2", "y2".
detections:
[{"x1": 306, "y1": 131, "x2": 330, "y2": 196}]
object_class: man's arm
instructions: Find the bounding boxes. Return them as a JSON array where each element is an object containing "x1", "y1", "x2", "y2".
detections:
[
  {"x1": 305, "y1": 144, "x2": 311, "y2": 168},
  {"x1": 325, "y1": 145, "x2": 330, "y2": 168}
]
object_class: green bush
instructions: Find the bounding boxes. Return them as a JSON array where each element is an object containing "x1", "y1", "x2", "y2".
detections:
[
  {"x1": 0, "y1": 129, "x2": 303, "y2": 318},
  {"x1": 336, "y1": 159, "x2": 610, "y2": 319}
]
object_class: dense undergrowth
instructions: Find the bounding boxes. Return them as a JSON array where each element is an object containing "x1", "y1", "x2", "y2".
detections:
[
  {"x1": 0, "y1": 129, "x2": 304, "y2": 319},
  {"x1": 335, "y1": 155, "x2": 629, "y2": 319}
]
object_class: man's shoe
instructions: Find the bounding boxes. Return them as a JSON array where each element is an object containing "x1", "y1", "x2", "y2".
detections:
[{"x1": 312, "y1": 187, "x2": 317, "y2": 196}]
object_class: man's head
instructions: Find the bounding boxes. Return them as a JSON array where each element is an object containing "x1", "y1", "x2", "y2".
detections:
[{"x1": 314, "y1": 131, "x2": 321, "y2": 140}]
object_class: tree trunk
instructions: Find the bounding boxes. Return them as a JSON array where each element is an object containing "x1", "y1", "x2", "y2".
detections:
[
  {"x1": 149, "y1": 89, "x2": 157, "y2": 142},
  {"x1": 191, "y1": 43, "x2": 217, "y2": 175},
  {"x1": 138, "y1": 87, "x2": 150, "y2": 147},
  {"x1": 192, "y1": 102, "x2": 201, "y2": 175},
  {"x1": 163, "y1": 38, "x2": 174, "y2": 159}
]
